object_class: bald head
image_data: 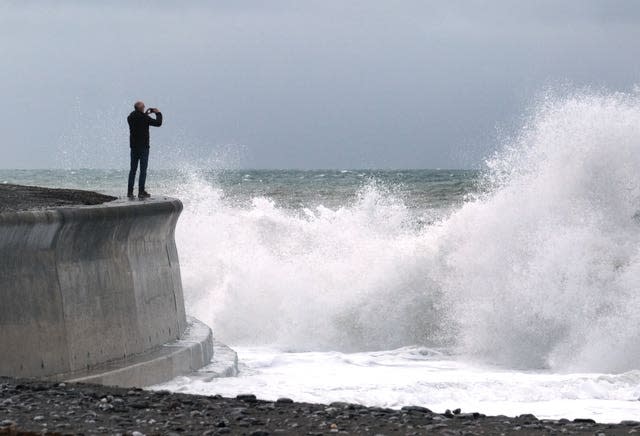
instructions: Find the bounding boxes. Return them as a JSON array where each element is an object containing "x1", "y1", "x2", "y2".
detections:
[{"x1": 134, "y1": 101, "x2": 145, "y2": 112}]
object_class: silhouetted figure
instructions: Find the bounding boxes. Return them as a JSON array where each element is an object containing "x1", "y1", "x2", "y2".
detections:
[{"x1": 127, "y1": 101, "x2": 162, "y2": 199}]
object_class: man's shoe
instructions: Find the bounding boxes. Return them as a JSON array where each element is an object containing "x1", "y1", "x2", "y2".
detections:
[
  {"x1": 127, "y1": 192, "x2": 135, "y2": 199},
  {"x1": 138, "y1": 191, "x2": 151, "y2": 199}
]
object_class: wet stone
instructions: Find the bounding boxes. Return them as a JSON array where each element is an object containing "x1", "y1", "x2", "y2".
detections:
[
  {"x1": 0, "y1": 376, "x2": 633, "y2": 435},
  {"x1": 573, "y1": 418, "x2": 596, "y2": 424},
  {"x1": 455, "y1": 413, "x2": 480, "y2": 420},
  {"x1": 401, "y1": 406, "x2": 432, "y2": 414},
  {"x1": 621, "y1": 420, "x2": 640, "y2": 426},
  {"x1": 517, "y1": 413, "x2": 538, "y2": 423}
]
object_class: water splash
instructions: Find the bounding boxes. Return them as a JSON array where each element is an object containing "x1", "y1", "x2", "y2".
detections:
[
  {"x1": 176, "y1": 91, "x2": 640, "y2": 372},
  {"x1": 441, "y1": 91, "x2": 640, "y2": 371}
]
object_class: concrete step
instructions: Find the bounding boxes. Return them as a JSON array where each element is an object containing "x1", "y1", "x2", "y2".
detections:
[{"x1": 61, "y1": 317, "x2": 213, "y2": 388}]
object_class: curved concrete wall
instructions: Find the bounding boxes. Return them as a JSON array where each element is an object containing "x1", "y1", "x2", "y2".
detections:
[{"x1": 0, "y1": 197, "x2": 188, "y2": 379}]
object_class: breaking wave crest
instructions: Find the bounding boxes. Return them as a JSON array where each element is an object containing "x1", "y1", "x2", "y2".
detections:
[{"x1": 175, "y1": 91, "x2": 640, "y2": 373}]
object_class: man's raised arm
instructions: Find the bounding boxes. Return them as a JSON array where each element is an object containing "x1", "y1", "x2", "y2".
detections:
[{"x1": 147, "y1": 109, "x2": 162, "y2": 127}]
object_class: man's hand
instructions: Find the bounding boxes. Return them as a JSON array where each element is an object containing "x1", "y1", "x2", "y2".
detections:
[{"x1": 151, "y1": 108, "x2": 160, "y2": 114}]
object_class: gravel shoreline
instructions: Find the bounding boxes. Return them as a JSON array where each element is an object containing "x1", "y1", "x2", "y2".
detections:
[
  {"x1": 0, "y1": 377, "x2": 637, "y2": 435},
  {"x1": 0, "y1": 184, "x2": 115, "y2": 212}
]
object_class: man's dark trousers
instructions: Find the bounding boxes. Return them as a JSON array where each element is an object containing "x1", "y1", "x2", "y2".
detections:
[{"x1": 128, "y1": 147, "x2": 149, "y2": 195}]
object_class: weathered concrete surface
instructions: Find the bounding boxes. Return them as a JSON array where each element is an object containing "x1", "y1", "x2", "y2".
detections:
[
  {"x1": 0, "y1": 193, "x2": 211, "y2": 386},
  {"x1": 154, "y1": 339, "x2": 239, "y2": 387},
  {"x1": 0, "y1": 183, "x2": 116, "y2": 212},
  {"x1": 65, "y1": 317, "x2": 213, "y2": 387},
  {"x1": 202, "y1": 340, "x2": 240, "y2": 378}
]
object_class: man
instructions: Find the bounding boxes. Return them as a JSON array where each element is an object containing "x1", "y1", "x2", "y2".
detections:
[{"x1": 127, "y1": 101, "x2": 162, "y2": 199}]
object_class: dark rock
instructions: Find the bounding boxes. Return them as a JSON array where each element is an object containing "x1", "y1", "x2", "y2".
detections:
[
  {"x1": 275, "y1": 396, "x2": 292, "y2": 403},
  {"x1": 522, "y1": 423, "x2": 543, "y2": 429},
  {"x1": 229, "y1": 407, "x2": 248, "y2": 416},
  {"x1": 368, "y1": 407, "x2": 393, "y2": 414},
  {"x1": 236, "y1": 394, "x2": 258, "y2": 403},
  {"x1": 401, "y1": 406, "x2": 432, "y2": 414},
  {"x1": 573, "y1": 418, "x2": 596, "y2": 424},
  {"x1": 455, "y1": 413, "x2": 480, "y2": 420},
  {"x1": 621, "y1": 420, "x2": 640, "y2": 426}
]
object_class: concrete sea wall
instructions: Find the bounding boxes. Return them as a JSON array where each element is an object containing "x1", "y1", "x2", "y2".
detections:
[{"x1": 0, "y1": 196, "x2": 212, "y2": 386}]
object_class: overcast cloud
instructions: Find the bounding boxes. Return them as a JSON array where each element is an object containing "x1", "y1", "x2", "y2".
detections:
[{"x1": 1, "y1": 1, "x2": 640, "y2": 169}]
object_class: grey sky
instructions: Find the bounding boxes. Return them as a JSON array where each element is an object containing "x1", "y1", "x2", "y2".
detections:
[{"x1": 1, "y1": 1, "x2": 640, "y2": 169}]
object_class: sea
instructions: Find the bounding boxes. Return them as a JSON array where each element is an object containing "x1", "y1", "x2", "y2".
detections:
[{"x1": 3, "y1": 92, "x2": 640, "y2": 423}]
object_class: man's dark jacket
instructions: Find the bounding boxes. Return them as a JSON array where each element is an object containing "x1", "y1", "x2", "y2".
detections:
[{"x1": 127, "y1": 110, "x2": 163, "y2": 149}]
